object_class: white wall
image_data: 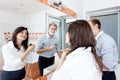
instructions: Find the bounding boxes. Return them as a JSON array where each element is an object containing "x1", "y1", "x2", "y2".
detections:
[
  {"x1": 25, "y1": 7, "x2": 66, "y2": 33},
  {"x1": 0, "y1": 7, "x2": 66, "y2": 45},
  {"x1": 0, "y1": 10, "x2": 25, "y2": 24},
  {"x1": 82, "y1": 0, "x2": 120, "y2": 18},
  {"x1": 61, "y1": 0, "x2": 84, "y2": 19},
  {"x1": 0, "y1": 10, "x2": 27, "y2": 45}
]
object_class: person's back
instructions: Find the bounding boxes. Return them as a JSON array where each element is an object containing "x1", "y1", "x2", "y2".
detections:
[
  {"x1": 51, "y1": 20, "x2": 103, "y2": 80},
  {"x1": 96, "y1": 32, "x2": 118, "y2": 71},
  {"x1": 52, "y1": 47, "x2": 101, "y2": 80},
  {"x1": 88, "y1": 18, "x2": 118, "y2": 80}
]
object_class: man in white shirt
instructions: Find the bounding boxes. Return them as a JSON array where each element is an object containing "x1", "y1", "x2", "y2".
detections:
[{"x1": 88, "y1": 18, "x2": 119, "y2": 80}]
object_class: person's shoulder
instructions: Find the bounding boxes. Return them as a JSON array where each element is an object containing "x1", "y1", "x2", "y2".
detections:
[
  {"x1": 2, "y1": 41, "x2": 13, "y2": 50},
  {"x1": 100, "y1": 33, "x2": 115, "y2": 42},
  {"x1": 103, "y1": 33, "x2": 114, "y2": 39}
]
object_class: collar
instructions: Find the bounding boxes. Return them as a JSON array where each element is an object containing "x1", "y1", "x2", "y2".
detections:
[
  {"x1": 47, "y1": 33, "x2": 56, "y2": 38},
  {"x1": 95, "y1": 31, "x2": 104, "y2": 40},
  {"x1": 66, "y1": 47, "x2": 91, "y2": 59},
  {"x1": 9, "y1": 41, "x2": 14, "y2": 48},
  {"x1": 9, "y1": 41, "x2": 24, "y2": 51}
]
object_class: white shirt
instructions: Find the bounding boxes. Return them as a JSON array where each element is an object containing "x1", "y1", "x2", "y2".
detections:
[
  {"x1": 2, "y1": 41, "x2": 32, "y2": 71},
  {"x1": 95, "y1": 31, "x2": 103, "y2": 40},
  {"x1": 95, "y1": 31, "x2": 118, "y2": 71},
  {"x1": 51, "y1": 47, "x2": 102, "y2": 80}
]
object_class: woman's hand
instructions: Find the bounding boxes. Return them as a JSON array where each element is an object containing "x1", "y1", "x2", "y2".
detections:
[
  {"x1": 26, "y1": 45, "x2": 35, "y2": 53},
  {"x1": 61, "y1": 48, "x2": 71, "y2": 58},
  {"x1": 56, "y1": 48, "x2": 71, "y2": 70},
  {"x1": 21, "y1": 45, "x2": 35, "y2": 62}
]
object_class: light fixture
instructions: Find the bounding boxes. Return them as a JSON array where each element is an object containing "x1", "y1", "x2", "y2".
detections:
[{"x1": 48, "y1": 0, "x2": 62, "y2": 7}]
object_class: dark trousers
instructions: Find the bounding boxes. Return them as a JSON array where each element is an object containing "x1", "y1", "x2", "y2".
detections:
[
  {"x1": 102, "y1": 71, "x2": 116, "y2": 80},
  {"x1": 38, "y1": 56, "x2": 54, "y2": 76},
  {"x1": 0, "y1": 67, "x2": 25, "y2": 80}
]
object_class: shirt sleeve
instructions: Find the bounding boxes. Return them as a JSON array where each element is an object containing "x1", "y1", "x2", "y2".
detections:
[
  {"x1": 34, "y1": 35, "x2": 44, "y2": 53},
  {"x1": 2, "y1": 46, "x2": 23, "y2": 68},
  {"x1": 101, "y1": 38, "x2": 117, "y2": 69}
]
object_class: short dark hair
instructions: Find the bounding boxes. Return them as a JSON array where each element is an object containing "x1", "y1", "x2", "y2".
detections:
[
  {"x1": 49, "y1": 23, "x2": 57, "y2": 28},
  {"x1": 89, "y1": 18, "x2": 101, "y2": 29},
  {"x1": 12, "y1": 26, "x2": 29, "y2": 50}
]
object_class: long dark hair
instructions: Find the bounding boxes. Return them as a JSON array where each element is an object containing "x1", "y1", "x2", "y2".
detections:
[
  {"x1": 68, "y1": 20, "x2": 103, "y2": 72},
  {"x1": 12, "y1": 27, "x2": 29, "y2": 50}
]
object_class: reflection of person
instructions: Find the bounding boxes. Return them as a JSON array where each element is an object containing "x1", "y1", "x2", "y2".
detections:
[
  {"x1": 51, "y1": 20, "x2": 103, "y2": 80},
  {"x1": 0, "y1": 27, "x2": 35, "y2": 80},
  {"x1": 88, "y1": 18, "x2": 119, "y2": 80},
  {"x1": 35, "y1": 23, "x2": 61, "y2": 76}
]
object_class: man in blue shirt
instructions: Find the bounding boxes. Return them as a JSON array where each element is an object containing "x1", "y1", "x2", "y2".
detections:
[
  {"x1": 88, "y1": 18, "x2": 119, "y2": 80},
  {"x1": 35, "y1": 23, "x2": 61, "y2": 76}
]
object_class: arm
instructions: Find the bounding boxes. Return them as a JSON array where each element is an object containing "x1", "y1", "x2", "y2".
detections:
[
  {"x1": 20, "y1": 45, "x2": 35, "y2": 62},
  {"x1": 51, "y1": 49, "x2": 71, "y2": 80},
  {"x1": 101, "y1": 39, "x2": 118, "y2": 70},
  {"x1": 56, "y1": 49, "x2": 70, "y2": 70},
  {"x1": 56, "y1": 51, "x2": 63, "y2": 58},
  {"x1": 34, "y1": 35, "x2": 56, "y2": 54},
  {"x1": 2, "y1": 45, "x2": 35, "y2": 68},
  {"x1": 37, "y1": 45, "x2": 56, "y2": 54}
]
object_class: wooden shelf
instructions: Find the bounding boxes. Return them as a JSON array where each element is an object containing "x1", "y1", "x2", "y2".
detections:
[{"x1": 39, "y1": 0, "x2": 77, "y2": 18}]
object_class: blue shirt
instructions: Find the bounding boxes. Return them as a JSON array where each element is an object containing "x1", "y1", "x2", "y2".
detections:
[
  {"x1": 95, "y1": 31, "x2": 119, "y2": 71},
  {"x1": 34, "y1": 33, "x2": 59, "y2": 58}
]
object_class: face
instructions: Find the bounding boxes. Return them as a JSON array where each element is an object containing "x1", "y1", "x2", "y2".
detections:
[
  {"x1": 49, "y1": 25, "x2": 57, "y2": 36},
  {"x1": 88, "y1": 21, "x2": 94, "y2": 31},
  {"x1": 88, "y1": 21, "x2": 97, "y2": 36},
  {"x1": 17, "y1": 30, "x2": 28, "y2": 41},
  {"x1": 65, "y1": 32, "x2": 70, "y2": 45}
]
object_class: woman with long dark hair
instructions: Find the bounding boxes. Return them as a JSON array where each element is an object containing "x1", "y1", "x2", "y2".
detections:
[
  {"x1": 0, "y1": 27, "x2": 35, "y2": 80},
  {"x1": 51, "y1": 20, "x2": 103, "y2": 80}
]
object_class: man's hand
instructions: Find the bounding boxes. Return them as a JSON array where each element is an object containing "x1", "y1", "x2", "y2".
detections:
[{"x1": 49, "y1": 45, "x2": 56, "y2": 50}]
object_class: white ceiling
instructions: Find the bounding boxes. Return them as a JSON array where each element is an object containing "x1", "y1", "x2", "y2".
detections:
[
  {"x1": 0, "y1": 0, "x2": 83, "y2": 15},
  {"x1": 0, "y1": 0, "x2": 50, "y2": 14}
]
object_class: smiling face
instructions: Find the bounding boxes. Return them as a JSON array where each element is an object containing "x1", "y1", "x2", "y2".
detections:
[
  {"x1": 12, "y1": 27, "x2": 29, "y2": 50},
  {"x1": 16, "y1": 30, "x2": 28, "y2": 41},
  {"x1": 48, "y1": 24, "x2": 57, "y2": 36}
]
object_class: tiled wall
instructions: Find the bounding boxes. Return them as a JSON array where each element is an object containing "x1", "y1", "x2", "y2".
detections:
[{"x1": 3, "y1": 32, "x2": 44, "y2": 43}]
